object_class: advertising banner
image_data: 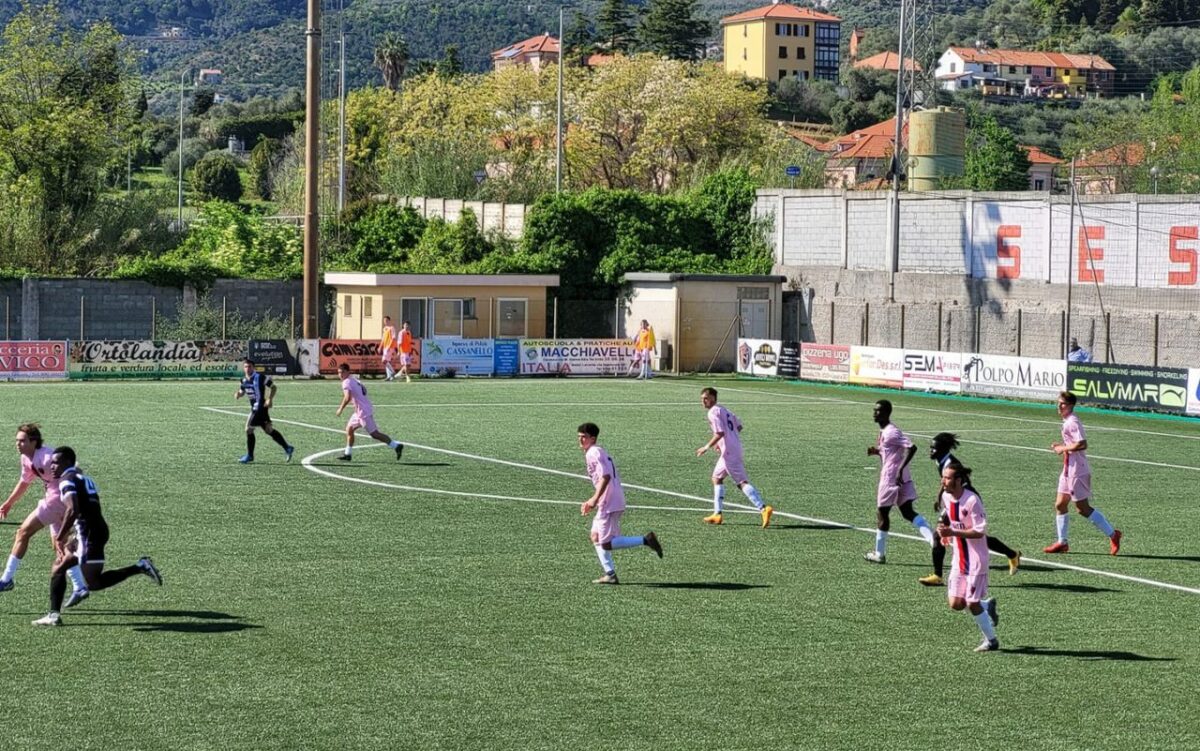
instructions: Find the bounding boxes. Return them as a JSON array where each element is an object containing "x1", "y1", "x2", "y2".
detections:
[
  {"x1": 317, "y1": 339, "x2": 421, "y2": 376},
  {"x1": 1188, "y1": 369, "x2": 1200, "y2": 417},
  {"x1": 961, "y1": 354, "x2": 1066, "y2": 401},
  {"x1": 296, "y1": 339, "x2": 321, "y2": 377},
  {"x1": 848, "y1": 346, "x2": 904, "y2": 388},
  {"x1": 493, "y1": 339, "x2": 520, "y2": 377},
  {"x1": 0, "y1": 341, "x2": 68, "y2": 380},
  {"x1": 1068, "y1": 362, "x2": 1189, "y2": 412},
  {"x1": 736, "y1": 339, "x2": 782, "y2": 377},
  {"x1": 249, "y1": 340, "x2": 301, "y2": 375},
  {"x1": 518, "y1": 339, "x2": 634, "y2": 375},
  {"x1": 421, "y1": 338, "x2": 495, "y2": 377},
  {"x1": 778, "y1": 341, "x2": 801, "y2": 379},
  {"x1": 799, "y1": 343, "x2": 851, "y2": 383},
  {"x1": 902, "y1": 349, "x2": 963, "y2": 393},
  {"x1": 68, "y1": 340, "x2": 245, "y2": 379}
]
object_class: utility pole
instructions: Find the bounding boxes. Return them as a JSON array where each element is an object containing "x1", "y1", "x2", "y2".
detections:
[
  {"x1": 338, "y1": 29, "x2": 347, "y2": 214},
  {"x1": 555, "y1": 4, "x2": 565, "y2": 194},
  {"x1": 303, "y1": 0, "x2": 321, "y2": 338},
  {"x1": 178, "y1": 69, "x2": 187, "y2": 229},
  {"x1": 888, "y1": 1, "x2": 909, "y2": 303}
]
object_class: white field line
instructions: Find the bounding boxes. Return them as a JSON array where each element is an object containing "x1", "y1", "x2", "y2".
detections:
[
  {"x1": 204, "y1": 407, "x2": 1200, "y2": 596},
  {"x1": 201, "y1": 400, "x2": 833, "y2": 409},
  {"x1": 905, "y1": 431, "x2": 1200, "y2": 473}
]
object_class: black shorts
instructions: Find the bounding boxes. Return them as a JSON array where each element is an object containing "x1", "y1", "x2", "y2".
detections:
[
  {"x1": 77, "y1": 521, "x2": 109, "y2": 565},
  {"x1": 247, "y1": 407, "x2": 271, "y2": 428}
]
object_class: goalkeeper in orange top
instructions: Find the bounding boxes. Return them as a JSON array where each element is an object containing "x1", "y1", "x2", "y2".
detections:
[{"x1": 633, "y1": 320, "x2": 656, "y2": 379}]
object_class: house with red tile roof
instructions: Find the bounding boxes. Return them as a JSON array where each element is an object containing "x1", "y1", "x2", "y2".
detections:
[
  {"x1": 935, "y1": 47, "x2": 1115, "y2": 98},
  {"x1": 722, "y1": 3, "x2": 842, "y2": 83},
  {"x1": 492, "y1": 34, "x2": 560, "y2": 73},
  {"x1": 853, "y1": 51, "x2": 921, "y2": 73}
]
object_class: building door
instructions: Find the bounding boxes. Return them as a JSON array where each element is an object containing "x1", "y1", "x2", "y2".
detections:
[
  {"x1": 739, "y1": 300, "x2": 769, "y2": 339},
  {"x1": 400, "y1": 298, "x2": 426, "y2": 338}
]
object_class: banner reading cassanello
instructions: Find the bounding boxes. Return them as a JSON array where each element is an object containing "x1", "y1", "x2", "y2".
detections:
[
  {"x1": 0, "y1": 341, "x2": 68, "y2": 380},
  {"x1": 421, "y1": 338, "x2": 495, "y2": 377},
  {"x1": 69, "y1": 340, "x2": 244, "y2": 379},
  {"x1": 1068, "y1": 362, "x2": 1189, "y2": 412},
  {"x1": 518, "y1": 339, "x2": 634, "y2": 375}
]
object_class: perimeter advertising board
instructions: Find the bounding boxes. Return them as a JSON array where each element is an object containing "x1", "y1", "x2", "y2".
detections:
[
  {"x1": 68, "y1": 340, "x2": 244, "y2": 379},
  {"x1": 1188, "y1": 369, "x2": 1200, "y2": 417},
  {"x1": 961, "y1": 354, "x2": 1066, "y2": 401},
  {"x1": 493, "y1": 339, "x2": 520, "y2": 376},
  {"x1": 848, "y1": 346, "x2": 904, "y2": 388},
  {"x1": 0, "y1": 341, "x2": 68, "y2": 380},
  {"x1": 249, "y1": 340, "x2": 301, "y2": 375},
  {"x1": 736, "y1": 339, "x2": 782, "y2": 377},
  {"x1": 1068, "y1": 362, "x2": 1189, "y2": 413},
  {"x1": 318, "y1": 339, "x2": 421, "y2": 376},
  {"x1": 778, "y1": 341, "x2": 801, "y2": 379},
  {"x1": 799, "y1": 343, "x2": 850, "y2": 383},
  {"x1": 518, "y1": 339, "x2": 634, "y2": 375},
  {"x1": 902, "y1": 350, "x2": 963, "y2": 393},
  {"x1": 421, "y1": 338, "x2": 495, "y2": 377}
]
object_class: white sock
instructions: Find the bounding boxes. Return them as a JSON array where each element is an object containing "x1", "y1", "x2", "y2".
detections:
[
  {"x1": 974, "y1": 609, "x2": 997, "y2": 642},
  {"x1": 388, "y1": 440, "x2": 400, "y2": 449},
  {"x1": 1088, "y1": 509, "x2": 1115, "y2": 537},
  {"x1": 611, "y1": 536, "x2": 642, "y2": 550},
  {"x1": 1, "y1": 554, "x2": 20, "y2": 582},
  {"x1": 385, "y1": 364, "x2": 394, "y2": 379},
  {"x1": 67, "y1": 566, "x2": 87, "y2": 592},
  {"x1": 594, "y1": 545, "x2": 615, "y2": 574},
  {"x1": 912, "y1": 515, "x2": 935, "y2": 545},
  {"x1": 1055, "y1": 513, "x2": 1069, "y2": 543},
  {"x1": 875, "y1": 530, "x2": 888, "y2": 556},
  {"x1": 343, "y1": 446, "x2": 352, "y2": 456},
  {"x1": 712, "y1": 485, "x2": 724, "y2": 514},
  {"x1": 741, "y1": 484, "x2": 765, "y2": 511}
]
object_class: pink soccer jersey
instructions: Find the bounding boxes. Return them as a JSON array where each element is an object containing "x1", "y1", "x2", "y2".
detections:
[
  {"x1": 707, "y1": 405, "x2": 744, "y2": 461},
  {"x1": 343, "y1": 376, "x2": 375, "y2": 418},
  {"x1": 878, "y1": 423, "x2": 914, "y2": 486},
  {"x1": 20, "y1": 446, "x2": 60, "y2": 502},
  {"x1": 944, "y1": 488, "x2": 989, "y2": 577},
  {"x1": 1061, "y1": 414, "x2": 1091, "y2": 478},
  {"x1": 585, "y1": 445, "x2": 626, "y2": 514}
]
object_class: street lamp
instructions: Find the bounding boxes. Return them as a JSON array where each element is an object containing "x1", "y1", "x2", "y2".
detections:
[
  {"x1": 555, "y1": 4, "x2": 565, "y2": 194},
  {"x1": 178, "y1": 68, "x2": 188, "y2": 229},
  {"x1": 1149, "y1": 166, "x2": 1160, "y2": 195}
]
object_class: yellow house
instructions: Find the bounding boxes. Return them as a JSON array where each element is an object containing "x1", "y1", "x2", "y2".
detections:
[{"x1": 722, "y1": 2, "x2": 842, "y2": 83}]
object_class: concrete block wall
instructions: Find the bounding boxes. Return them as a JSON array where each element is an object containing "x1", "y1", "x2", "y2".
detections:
[
  {"x1": 400, "y1": 197, "x2": 527, "y2": 239},
  {"x1": 0, "y1": 281, "x2": 21, "y2": 339}
]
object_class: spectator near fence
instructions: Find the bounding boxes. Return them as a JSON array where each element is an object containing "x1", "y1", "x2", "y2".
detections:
[
  {"x1": 634, "y1": 320, "x2": 656, "y2": 380},
  {"x1": 1067, "y1": 337, "x2": 1091, "y2": 363}
]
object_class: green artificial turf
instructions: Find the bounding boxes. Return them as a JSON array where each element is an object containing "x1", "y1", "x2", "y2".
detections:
[{"x1": 0, "y1": 376, "x2": 1196, "y2": 750}]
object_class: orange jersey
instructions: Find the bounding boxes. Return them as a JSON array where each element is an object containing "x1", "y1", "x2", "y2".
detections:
[
  {"x1": 635, "y1": 328, "x2": 655, "y2": 351},
  {"x1": 380, "y1": 325, "x2": 397, "y2": 350},
  {"x1": 399, "y1": 329, "x2": 413, "y2": 353}
]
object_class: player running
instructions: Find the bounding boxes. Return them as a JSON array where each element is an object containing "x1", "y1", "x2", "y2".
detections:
[
  {"x1": 1043, "y1": 391, "x2": 1122, "y2": 555},
  {"x1": 235, "y1": 359, "x2": 295, "y2": 464},
  {"x1": 380, "y1": 316, "x2": 399, "y2": 382},
  {"x1": 0, "y1": 424, "x2": 88, "y2": 603},
  {"x1": 32, "y1": 447, "x2": 163, "y2": 627},
  {"x1": 335, "y1": 363, "x2": 404, "y2": 461},
  {"x1": 936, "y1": 463, "x2": 1000, "y2": 652},
  {"x1": 919, "y1": 433, "x2": 1020, "y2": 586},
  {"x1": 865, "y1": 400, "x2": 935, "y2": 563},
  {"x1": 696, "y1": 387, "x2": 773, "y2": 528},
  {"x1": 578, "y1": 423, "x2": 662, "y2": 584},
  {"x1": 396, "y1": 321, "x2": 414, "y2": 383}
]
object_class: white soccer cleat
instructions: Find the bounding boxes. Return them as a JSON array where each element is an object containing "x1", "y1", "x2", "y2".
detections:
[
  {"x1": 32, "y1": 612, "x2": 62, "y2": 627},
  {"x1": 864, "y1": 551, "x2": 886, "y2": 564},
  {"x1": 974, "y1": 638, "x2": 1000, "y2": 653}
]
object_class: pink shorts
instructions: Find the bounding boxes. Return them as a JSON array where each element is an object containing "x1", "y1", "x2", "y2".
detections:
[
  {"x1": 348, "y1": 412, "x2": 378, "y2": 434},
  {"x1": 1057, "y1": 473, "x2": 1091, "y2": 501},
  {"x1": 713, "y1": 455, "x2": 748, "y2": 485},
  {"x1": 400, "y1": 353, "x2": 412, "y2": 366},
  {"x1": 948, "y1": 572, "x2": 988, "y2": 603},
  {"x1": 591, "y1": 509, "x2": 622, "y2": 544},
  {"x1": 381, "y1": 347, "x2": 396, "y2": 363},
  {"x1": 36, "y1": 496, "x2": 69, "y2": 538},
  {"x1": 877, "y1": 480, "x2": 918, "y2": 508}
]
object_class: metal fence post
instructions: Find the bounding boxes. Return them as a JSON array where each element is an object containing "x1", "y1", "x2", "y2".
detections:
[
  {"x1": 1016, "y1": 308, "x2": 1023, "y2": 357},
  {"x1": 552, "y1": 297, "x2": 558, "y2": 339},
  {"x1": 1153, "y1": 314, "x2": 1159, "y2": 367},
  {"x1": 151, "y1": 297, "x2": 156, "y2": 339},
  {"x1": 829, "y1": 301, "x2": 835, "y2": 344},
  {"x1": 291, "y1": 296, "x2": 296, "y2": 339},
  {"x1": 79, "y1": 296, "x2": 84, "y2": 341},
  {"x1": 4, "y1": 296, "x2": 8, "y2": 339},
  {"x1": 899, "y1": 304, "x2": 906, "y2": 349},
  {"x1": 937, "y1": 302, "x2": 943, "y2": 350},
  {"x1": 222, "y1": 297, "x2": 227, "y2": 339},
  {"x1": 863, "y1": 302, "x2": 870, "y2": 346}
]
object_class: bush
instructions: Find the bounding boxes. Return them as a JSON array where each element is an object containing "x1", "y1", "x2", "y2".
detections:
[
  {"x1": 162, "y1": 138, "x2": 211, "y2": 178},
  {"x1": 154, "y1": 297, "x2": 293, "y2": 340},
  {"x1": 191, "y1": 152, "x2": 244, "y2": 202},
  {"x1": 248, "y1": 137, "x2": 283, "y2": 200}
]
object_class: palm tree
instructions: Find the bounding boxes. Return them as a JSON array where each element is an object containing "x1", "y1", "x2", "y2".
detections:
[{"x1": 373, "y1": 33, "x2": 411, "y2": 92}]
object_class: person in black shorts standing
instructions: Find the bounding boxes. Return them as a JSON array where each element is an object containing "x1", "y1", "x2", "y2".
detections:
[
  {"x1": 32, "y1": 447, "x2": 163, "y2": 627},
  {"x1": 236, "y1": 358, "x2": 294, "y2": 464}
]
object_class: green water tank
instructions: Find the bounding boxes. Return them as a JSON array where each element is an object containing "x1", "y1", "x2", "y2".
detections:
[{"x1": 908, "y1": 107, "x2": 965, "y2": 192}]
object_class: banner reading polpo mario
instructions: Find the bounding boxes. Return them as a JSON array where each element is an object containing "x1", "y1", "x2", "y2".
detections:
[
  {"x1": 0, "y1": 341, "x2": 68, "y2": 380},
  {"x1": 318, "y1": 339, "x2": 422, "y2": 376},
  {"x1": 69, "y1": 340, "x2": 245, "y2": 379},
  {"x1": 518, "y1": 339, "x2": 634, "y2": 375}
]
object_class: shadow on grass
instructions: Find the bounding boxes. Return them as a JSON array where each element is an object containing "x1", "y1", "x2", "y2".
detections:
[
  {"x1": 398, "y1": 461, "x2": 452, "y2": 467},
  {"x1": 1077, "y1": 552, "x2": 1200, "y2": 564},
  {"x1": 632, "y1": 582, "x2": 769, "y2": 591},
  {"x1": 1004, "y1": 646, "x2": 1174, "y2": 662},
  {"x1": 770, "y1": 523, "x2": 856, "y2": 532},
  {"x1": 1001, "y1": 582, "x2": 1121, "y2": 594},
  {"x1": 63, "y1": 609, "x2": 260, "y2": 633}
]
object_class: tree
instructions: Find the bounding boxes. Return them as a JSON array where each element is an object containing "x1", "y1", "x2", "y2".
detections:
[
  {"x1": 192, "y1": 88, "x2": 215, "y2": 116},
  {"x1": 638, "y1": 0, "x2": 710, "y2": 61},
  {"x1": 597, "y1": 0, "x2": 636, "y2": 52},
  {"x1": 963, "y1": 115, "x2": 1032, "y2": 191},
  {"x1": 437, "y1": 45, "x2": 464, "y2": 77},
  {"x1": 373, "y1": 32, "x2": 410, "y2": 92},
  {"x1": 248, "y1": 136, "x2": 282, "y2": 200},
  {"x1": 564, "y1": 9, "x2": 595, "y2": 61},
  {"x1": 191, "y1": 152, "x2": 244, "y2": 202}
]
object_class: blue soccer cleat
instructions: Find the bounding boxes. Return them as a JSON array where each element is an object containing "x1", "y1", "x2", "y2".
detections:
[{"x1": 238, "y1": 454, "x2": 253, "y2": 464}]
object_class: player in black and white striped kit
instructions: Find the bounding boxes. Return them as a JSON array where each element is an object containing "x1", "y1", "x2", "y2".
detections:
[
  {"x1": 236, "y1": 358, "x2": 295, "y2": 464},
  {"x1": 31, "y1": 447, "x2": 162, "y2": 627}
]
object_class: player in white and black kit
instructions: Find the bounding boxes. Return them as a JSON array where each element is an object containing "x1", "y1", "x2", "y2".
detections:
[
  {"x1": 236, "y1": 358, "x2": 294, "y2": 464},
  {"x1": 32, "y1": 447, "x2": 162, "y2": 627}
]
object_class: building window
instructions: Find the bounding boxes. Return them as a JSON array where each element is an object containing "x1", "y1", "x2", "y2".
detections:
[
  {"x1": 742, "y1": 48, "x2": 747, "y2": 60},
  {"x1": 362, "y1": 296, "x2": 373, "y2": 319},
  {"x1": 1034, "y1": 179, "x2": 1045, "y2": 190},
  {"x1": 815, "y1": 23, "x2": 839, "y2": 43},
  {"x1": 803, "y1": 71, "x2": 810, "y2": 80},
  {"x1": 779, "y1": 46, "x2": 788, "y2": 59},
  {"x1": 497, "y1": 299, "x2": 528, "y2": 337},
  {"x1": 1045, "y1": 67, "x2": 1052, "y2": 76},
  {"x1": 432, "y1": 299, "x2": 464, "y2": 337},
  {"x1": 799, "y1": 24, "x2": 809, "y2": 37},
  {"x1": 400, "y1": 298, "x2": 426, "y2": 338},
  {"x1": 778, "y1": 69, "x2": 787, "y2": 81},
  {"x1": 1008, "y1": 66, "x2": 1016, "y2": 73},
  {"x1": 743, "y1": 25, "x2": 746, "y2": 37},
  {"x1": 950, "y1": 62, "x2": 956, "y2": 72},
  {"x1": 343, "y1": 295, "x2": 352, "y2": 317},
  {"x1": 797, "y1": 47, "x2": 806, "y2": 60}
]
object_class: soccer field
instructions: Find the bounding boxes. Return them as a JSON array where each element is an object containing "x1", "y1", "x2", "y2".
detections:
[{"x1": 0, "y1": 376, "x2": 1196, "y2": 750}]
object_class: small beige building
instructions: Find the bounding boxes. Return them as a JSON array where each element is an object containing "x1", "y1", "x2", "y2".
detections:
[
  {"x1": 622, "y1": 273, "x2": 785, "y2": 373},
  {"x1": 326, "y1": 273, "x2": 560, "y2": 340}
]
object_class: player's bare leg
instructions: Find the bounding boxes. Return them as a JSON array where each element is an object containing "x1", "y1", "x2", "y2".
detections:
[
  {"x1": 339, "y1": 426, "x2": 357, "y2": 461},
  {"x1": 368, "y1": 430, "x2": 404, "y2": 461},
  {"x1": 0, "y1": 512, "x2": 45, "y2": 589}
]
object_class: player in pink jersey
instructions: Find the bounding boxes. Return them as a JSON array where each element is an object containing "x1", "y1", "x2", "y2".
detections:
[
  {"x1": 0, "y1": 424, "x2": 88, "y2": 603},
  {"x1": 936, "y1": 463, "x2": 1000, "y2": 652},
  {"x1": 578, "y1": 423, "x2": 661, "y2": 584},
  {"x1": 335, "y1": 363, "x2": 404, "y2": 461},
  {"x1": 696, "y1": 387, "x2": 774, "y2": 528},
  {"x1": 865, "y1": 400, "x2": 935, "y2": 563},
  {"x1": 1043, "y1": 391, "x2": 1122, "y2": 555}
]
